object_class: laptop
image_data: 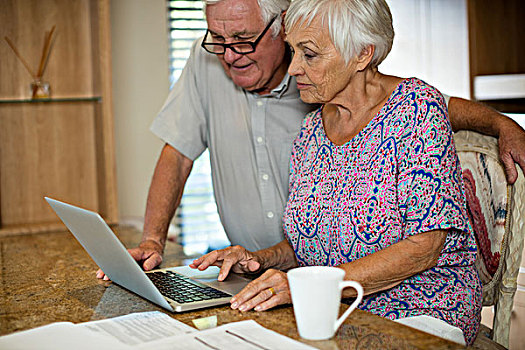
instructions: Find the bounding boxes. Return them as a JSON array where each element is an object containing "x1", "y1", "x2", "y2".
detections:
[{"x1": 45, "y1": 197, "x2": 251, "y2": 312}]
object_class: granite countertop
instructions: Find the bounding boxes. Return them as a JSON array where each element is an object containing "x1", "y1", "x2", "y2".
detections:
[{"x1": 0, "y1": 226, "x2": 466, "y2": 349}]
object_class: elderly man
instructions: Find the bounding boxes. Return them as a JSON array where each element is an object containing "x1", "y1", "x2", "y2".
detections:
[{"x1": 98, "y1": 0, "x2": 525, "y2": 279}]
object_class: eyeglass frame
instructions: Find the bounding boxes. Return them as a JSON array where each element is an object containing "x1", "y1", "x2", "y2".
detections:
[{"x1": 201, "y1": 14, "x2": 280, "y2": 55}]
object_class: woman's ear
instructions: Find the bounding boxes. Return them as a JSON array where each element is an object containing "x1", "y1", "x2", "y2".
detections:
[{"x1": 356, "y1": 45, "x2": 374, "y2": 71}]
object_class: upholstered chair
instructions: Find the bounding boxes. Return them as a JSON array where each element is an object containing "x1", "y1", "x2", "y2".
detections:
[{"x1": 455, "y1": 130, "x2": 525, "y2": 349}]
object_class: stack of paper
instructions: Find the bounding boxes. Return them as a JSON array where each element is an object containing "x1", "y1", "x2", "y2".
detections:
[{"x1": 0, "y1": 312, "x2": 315, "y2": 350}]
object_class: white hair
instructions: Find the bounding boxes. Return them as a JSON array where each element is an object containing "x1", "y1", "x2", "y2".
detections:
[
  {"x1": 204, "y1": 0, "x2": 290, "y2": 37},
  {"x1": 285, "y1": 0, "x2": 394, "y2": 67}
]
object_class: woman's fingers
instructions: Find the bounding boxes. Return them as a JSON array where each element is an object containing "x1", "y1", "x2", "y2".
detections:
[
  {"x1": 189, "y1": 246, "x2": 257, "y2": 280},
  {"x1": 190, "y1": 250, "x2": 220, "y2": 270},
  {"x1": 190, "y1": 248, "x2": 232, "y2": 271},
  {"x1": 217, "y1": 246, "x2": 256, "y2": 280},
  {"x1": 232, "y1": 283, "x2": 274, "y2": 311},
  {"x1": 230, "y1": 269, "x2": 290, "y2": 312},
  {"x1": 254, "y1": 289, "x2": 290, "y2": 311},
  {"x1": 237, "y1": 258, "x2": 262, "y2": 273},
  {"x1": 230, "y1": 276, "x2": 267, "y2": 308}
]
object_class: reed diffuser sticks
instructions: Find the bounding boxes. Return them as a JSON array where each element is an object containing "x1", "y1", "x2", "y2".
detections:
[
  {"x1": 36, "y1": 26, "x2": 56, "y2": 80},
  {"x1": 4, "y1": 36, "x2": 36, "y2": 78},
  {"x1": 4, "y1": 25, "x2": 56, "y2": 98}
]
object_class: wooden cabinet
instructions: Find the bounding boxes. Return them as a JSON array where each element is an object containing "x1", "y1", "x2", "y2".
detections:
[
  {"x1": 468, "y1": 0, "x2": 525, "y2": 112},
  {"x1": 0, "y1": 0, "x2": 117, "y2": 235}
]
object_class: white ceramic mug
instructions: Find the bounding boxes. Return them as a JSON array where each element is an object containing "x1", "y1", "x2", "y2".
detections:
[{"x1": 287, "y1": 266, "x2": 364, "y2": 340}]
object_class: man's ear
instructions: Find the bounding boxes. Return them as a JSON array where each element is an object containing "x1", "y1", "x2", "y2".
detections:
[
  {"x1": 280, "y1": 10, "x2": 287, "y2": 32},
  {"x1": 356, "y1": 45, "x2": 374, "y2": 71}
]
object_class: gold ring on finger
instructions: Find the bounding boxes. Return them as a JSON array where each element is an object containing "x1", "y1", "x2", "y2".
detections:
[{"x1": 268, "y1": 287, "x2": 276, "y2": 296}]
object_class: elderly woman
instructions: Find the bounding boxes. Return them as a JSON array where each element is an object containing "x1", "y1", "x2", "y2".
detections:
[{"x1": 191, "y1": 0, "x2": 482, "y2": 344}]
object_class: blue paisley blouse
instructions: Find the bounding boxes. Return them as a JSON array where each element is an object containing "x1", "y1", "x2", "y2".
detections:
[{"x1": 283, "y1": 78, "x2": 482, "y2": 344}]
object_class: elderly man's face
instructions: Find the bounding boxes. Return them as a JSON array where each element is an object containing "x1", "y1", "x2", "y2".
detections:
[
  {"x1": 205, "y1": 0, "x2": 288, "y2": 94},
  {"x1": 286, "y1": 17, "x2": 357, "y2": 104}
]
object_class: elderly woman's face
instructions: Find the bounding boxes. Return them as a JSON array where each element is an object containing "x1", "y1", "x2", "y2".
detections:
[{"x1": 286, "y1": 17, "x2": 356, "y2": 104}]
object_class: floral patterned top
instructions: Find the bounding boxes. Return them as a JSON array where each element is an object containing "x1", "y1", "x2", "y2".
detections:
[{"x1": 283, "y1": 78, "x2": 482, "y2": 344}]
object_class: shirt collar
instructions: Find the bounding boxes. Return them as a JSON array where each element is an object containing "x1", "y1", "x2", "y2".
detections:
[
  {"x1": 250, "y1": 73, "x2": 293, "y2": 99},
  {"x1": 270, "y1": 72, "x2": 292, "y2": 98}
]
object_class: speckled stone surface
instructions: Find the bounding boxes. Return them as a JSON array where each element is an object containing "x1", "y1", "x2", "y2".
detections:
[{"x1": 0, "y1": 227, "x2": 468, "y2": 349}]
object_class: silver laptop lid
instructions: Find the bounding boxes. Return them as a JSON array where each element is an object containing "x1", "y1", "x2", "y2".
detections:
[{"x1": 45, "y1": 197, "x2": 173, "y2": 311}]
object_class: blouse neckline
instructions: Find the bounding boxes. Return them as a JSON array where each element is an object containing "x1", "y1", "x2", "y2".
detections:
[{"x1": 316, "y1": 78, "x2": 410, "y2": 149}]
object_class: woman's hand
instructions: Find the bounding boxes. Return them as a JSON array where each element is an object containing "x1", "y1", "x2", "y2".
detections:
[
  {"x1": 189, "y1": 245, "x2": 262, "y2": 281},
  {"x1": 230, "y1": 269, "x2": 291, "y2": 312}
]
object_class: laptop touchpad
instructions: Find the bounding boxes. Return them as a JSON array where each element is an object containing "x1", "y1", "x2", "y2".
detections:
[
  {"x1": 198, "y1": 274, "x2": 252, "y2": 295},
  {"x1": 167, "y1": 266, "x2": 251, "y2": 295}
]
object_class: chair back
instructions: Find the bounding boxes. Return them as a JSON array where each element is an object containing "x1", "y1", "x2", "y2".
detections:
[{"x1": 454, "y1": 130, "x2": 525, "y2": 348}]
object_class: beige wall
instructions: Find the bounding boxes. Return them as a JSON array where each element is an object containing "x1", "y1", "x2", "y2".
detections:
[
  {"x1": 382, "y1": 0, "x2": 470, "y2": 99},
  {"x1": 111, "y1": 0, "x2": 168, "y2": 220}
]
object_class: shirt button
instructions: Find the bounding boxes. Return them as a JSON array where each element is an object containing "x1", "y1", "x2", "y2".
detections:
[
  {"x1": 267, "y1": 211, "x2": 274, "y2": 218},
  {"x1": 256, "y1": 136, "x2": 263, "y2": 144},
  {"x1": 262, "y1": 174, "x2": 269, "y2": 181},
  {"x1": 256, "y1": 101, "x2": 263, "y2": 107}
]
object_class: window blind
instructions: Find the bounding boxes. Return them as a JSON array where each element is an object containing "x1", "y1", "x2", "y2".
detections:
[
  {"x1": 167, "y1": 0, "x2": 207, "y2": 85},
  {"x1": 167, "y1": 0, "x2": 230, "y2": 255}
]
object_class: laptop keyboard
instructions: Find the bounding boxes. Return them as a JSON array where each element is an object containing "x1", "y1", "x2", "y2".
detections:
[{"x1": 147, "y1": 271, "x2": 231, "y2": 304}]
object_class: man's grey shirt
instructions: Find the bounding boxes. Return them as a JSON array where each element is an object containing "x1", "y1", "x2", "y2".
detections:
[{"x1": 151, "y1": 39, "x2": 315, "y2": 251}]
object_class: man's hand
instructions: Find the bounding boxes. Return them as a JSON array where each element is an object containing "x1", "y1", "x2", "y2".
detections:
[
  {"x1": 497, "y1": 122, "x2": 525, "y2": 184},
  {"x1": 230, "y1": 269, "x2": 291, "y2": 312},
  {"x1": 447, "y1": 97, "x2": 525, "y2": 184},
  {"x1": 189, "y1": 245, "x2": 262, "y2": 281},
  {"x1": 95, "y1": 239, "x2": 164, "y2": 280}
]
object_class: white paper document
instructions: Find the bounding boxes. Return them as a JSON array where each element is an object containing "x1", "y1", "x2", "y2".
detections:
[
  {"x1": 0, "y1": 312, "x2": 314, "y2": 350},
  {"x1": 0, "y1": 322, "x2": 129, "y2": 350},
  {"x1": 136, "y1": 320, "x2": 316, "y2": 350},
  {"x1": 78, "y1": 311, "x2": 196, "y2": 345},
  {"x1": 395, "y1": 315, "x2": 466, "y2": 345},
  {"x1": 0, "y1": 312, "x2": 194, "y2": 350}
]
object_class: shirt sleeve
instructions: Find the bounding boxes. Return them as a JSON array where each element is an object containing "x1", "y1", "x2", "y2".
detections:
[
  {"x1": 397, "y1": 87, "x2": 471, "y2": 237},
  {"x1": 150, "y1": 38, "x2": 208, "y2": 161}
]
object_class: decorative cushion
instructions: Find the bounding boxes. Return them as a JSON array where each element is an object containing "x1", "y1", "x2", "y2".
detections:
[{"x1": 458, "y1": 151, "x2": 508, "y2": 287}]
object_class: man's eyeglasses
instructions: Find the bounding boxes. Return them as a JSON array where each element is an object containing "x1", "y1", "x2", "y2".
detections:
[{"x1": 201, "y1": 14, "x2": 279, "y2": 55}]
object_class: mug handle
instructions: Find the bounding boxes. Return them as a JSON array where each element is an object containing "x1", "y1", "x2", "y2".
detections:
[{"x1": 334, "y1": 281, "x2": 364, "y2": 332}]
